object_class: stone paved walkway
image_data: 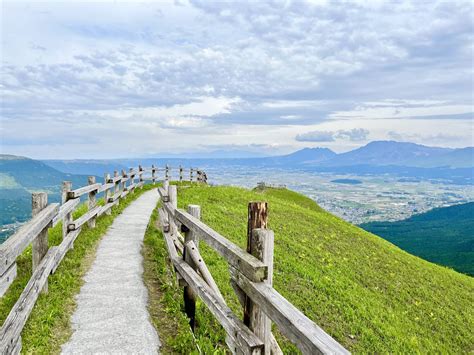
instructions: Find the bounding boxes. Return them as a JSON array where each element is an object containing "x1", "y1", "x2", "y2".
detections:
[{"x1": 62, "y1": 189, "x2": 161, "y2": 354}]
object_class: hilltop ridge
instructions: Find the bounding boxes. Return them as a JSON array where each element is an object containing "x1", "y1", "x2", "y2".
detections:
[{"x1": 167, "y1": 184, "x2": 474, "y2": 353}]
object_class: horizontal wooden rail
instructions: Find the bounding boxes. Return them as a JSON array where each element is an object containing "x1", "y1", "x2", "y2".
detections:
[
  {"x1": 172, "y1": 257, "x2": 264, "y2": 354},
  {"x1": 67, "y1": 183, "x2": 101, "y2": 199},
  {"x1": 230, "y1": 267, "x2": 349, "y2": 355},
  {"x1": 97, "y1": 201, "x2": 118, "y2": 217},
  {"x1": 0, "y1": 204, "x2": 59, "y2": 275},
  {"x1": 109, "y1": 175, "x2": 122, "y2": 183},
  {"x1": 126, "y1": 183, "x2": 137, "y2": 191},
  {"x1": 0, "y1": 247, "x2": 57, "y2": 352},
  {"x1": 52, "y1": 228, "x2": 81, "y2": 273},
  {"x1": 98, "y1": 182, "x2": 114, "y2": 193},
  {"x1": 158, "y1": 189, "x2": 267, "y2": 283},
  {"x1": 68, "y1": 206, "x2": 100, "y2": 231},
  {"x1": 52, "y1": 198, "x2": 80, "y2": 227},
  {"x1": 174, "y1": 209, "x2": 267, "y2": 282}
]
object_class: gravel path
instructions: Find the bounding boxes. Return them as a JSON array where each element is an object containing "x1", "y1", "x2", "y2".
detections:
[{"x1": 62, "y1": 189, "x2": 161, "y2": 354}]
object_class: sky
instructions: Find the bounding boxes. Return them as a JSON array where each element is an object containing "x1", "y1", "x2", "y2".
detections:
[{"x1": 1, "y1": 0, "x2": 473, "y2": 159}]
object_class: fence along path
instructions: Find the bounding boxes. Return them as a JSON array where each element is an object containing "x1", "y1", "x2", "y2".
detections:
[
  {"x1": 0, "y1": 164, "x2": 204, "y2": 354},
  {"x1": 158, "y1": 184, "x2": 349, "y2": 354}
]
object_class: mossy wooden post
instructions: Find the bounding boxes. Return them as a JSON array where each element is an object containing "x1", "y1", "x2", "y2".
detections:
[
  {"x1": 183, "y1": 204, "x2": 201, "y2": 331},
  {"x1": 62, "y1": 181, "x2": 72, "y2": 238},
  {"x1": 244, "y1": 202, "x2": 269, "y2": 349},
  {"x1": 179, "y1": 165, "x2": 183, "y2": 182},
  {"x1": 32, "y1": 192, "x2": 49, "y2": 293},
  {"x1": 104, "y1": 173, "x2": 111, "y2": 215},
  {"x1": 151, "y1": 164, "x2": 156, "y2": 185},
  {"x1": 88, "y1": 176, "x2": 97, "y2": 228}
]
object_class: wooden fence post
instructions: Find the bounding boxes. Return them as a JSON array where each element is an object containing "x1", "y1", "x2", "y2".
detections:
[
  {"x1": 165, "y1": 164, "x2": 169, "y2": 181},
  {"x1": 139, "y1": 165, "x2": 143, "y2": 188},
  {"x1": 104, "y1": 173, "x2": 111, "y2": 215},
  {"x1": 249, "y1": 228, "x2": 274, "y2": 354},
  {"x1": 179, "y1": 165, "x2": 183, "y2": 182},
  {"x1": 88, "y1": 176, "x2": 97, "y2": 228},
  {"x1": 244, "y1": 202, "x2": 269, "y2": 346},
  {"x1": 32, "y1": 192, "x2": 49, "y2": 294},
  {"x1": 168, "y1": 185, "x2": 177, "y2": 235},
  {"x1": 121, "y1": 169, "x2": 127, "y2": 193},
  {"x1": 129, "y1": 168, "x2": 134, "y2": 191},
  {"x1": 190, "y1": 168, "x2": 193, "y2": 182},
  {"x1": 62, "y1": 181, "x2": 72, "y2": 239},
  {"x1": 113, "y1": 171, "x2": 119, "y2": 203},
  {"x1": 183, "y1": 204, "x2": 201, "y2": 331},
  {"x1": 151, "y1": 164, "x2": 156, "y2": 185}
]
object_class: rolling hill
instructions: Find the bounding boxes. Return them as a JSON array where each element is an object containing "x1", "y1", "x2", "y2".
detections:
[
  {"x1": 153, "y1": 184, "x2": 474, "y2": 353},
  {"x1": 360, "y1": 203, "x2": 474, "y2": 276},
  {"x1": 0, "y1": 155, "x2": 93, "y2": 227}
]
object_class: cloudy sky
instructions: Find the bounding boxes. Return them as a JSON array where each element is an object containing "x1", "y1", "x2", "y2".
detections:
[{"x1": 1, "y1": 0, "x2": 473, "y2": 159}]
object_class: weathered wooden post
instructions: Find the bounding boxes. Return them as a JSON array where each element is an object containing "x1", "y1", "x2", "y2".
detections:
[
  {"x1": 183, "y1": 204, "x2": 201, "y2": 331},
  {"x1": 151, "y1": 164, "x2": 156, "y2": 185},
  {"x1": 179, "y1": 165, "x2": 183, "y2": 182},
  {"x1": 129, "y1": 168, "x2": 134, "y2": 192},
  {"x1": 190, "y1": 168, "x2": 193, "y2": 182},
  {"x1": 88, "y1": 176, "x2": 97, "y2": 228},
  {"x1": 165, "y1": 164, "x2": 169, "y2": 181},
  {"x1": 168, "y1": 185, "x2": 177, "y2": 235},
  {"x1": 62, "y1": 181, "x2": 72, "y2": 239},
  {"x1": 113, "y1": 171, "x2": 120, "y2": 203},
  {"x1": 32, "y1": 192, "x2": 49, "y2": 293},
  {"x1": 103, "y1": 173, "x2": 111, "y2": 215},
  {"x1": 139, "y1": 165, "x2": 144, "y2": 188},
  {"x1": 244, "y1": 201, "x2": 273, "y2": 354},
  {"x1": 121, "y1": 169, "x2": 127, "y2": 194}
]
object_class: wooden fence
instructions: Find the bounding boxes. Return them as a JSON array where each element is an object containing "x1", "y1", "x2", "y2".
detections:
[
  {"x1": 0, "y1": 165, "x2": 203, "y2": 354},
  {"x1": 157, "y1": 184, "x2": 349, "y2": 355}
]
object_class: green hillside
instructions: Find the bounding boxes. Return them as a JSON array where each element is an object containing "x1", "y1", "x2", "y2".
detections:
[
  {"x1": 0, "y1": 155, "x2": 95, "y2": 228},
  {"x1": 360, "y1": 203, "x2": 474, "y2": 276},
  {"x1": 148, "y1": 185, "x2": 473, "y2": 353}
]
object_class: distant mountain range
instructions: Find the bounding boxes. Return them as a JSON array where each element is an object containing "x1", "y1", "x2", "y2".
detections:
[
  {"x1": 43, "y1": 141, "x2": 474, "y2": 185},
  {"x1": 360, "y1": 202, "x2": 474, "y2": 276},
  {"x1": 274, "y1": 141, "x2": 473, "y2": 168}
]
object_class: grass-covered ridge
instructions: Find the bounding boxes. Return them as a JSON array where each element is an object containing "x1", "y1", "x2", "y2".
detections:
[
  {"x1": 154, "y1": 184, "x2": 473, "y2": 353},
  {"x1": 0, "y1": 185, "x2": 155, "y2": 354}
]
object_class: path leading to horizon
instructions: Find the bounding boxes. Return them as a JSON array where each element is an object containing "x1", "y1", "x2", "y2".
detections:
[{"x1": 62, "y1": 189, "x2": 161, "y2": 354}]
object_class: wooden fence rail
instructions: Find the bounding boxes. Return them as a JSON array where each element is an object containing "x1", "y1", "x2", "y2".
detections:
[
  {"x1": 157, "y1": 185, "x2": 349, "y2": 355},
  {"x1": 0, "y1": 165, "x2": 204, "y2": 354}
]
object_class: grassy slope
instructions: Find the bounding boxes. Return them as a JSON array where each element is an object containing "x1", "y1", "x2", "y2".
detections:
[
  {"x1": 360, "y1": 202, "x2": 474, "y2": 276},
  {"x1": 0, "y1": 185, "x2": 154, "y2": 354},
  {"x1": 157, "y1": 185, "x2": 473, "y2": 353}
]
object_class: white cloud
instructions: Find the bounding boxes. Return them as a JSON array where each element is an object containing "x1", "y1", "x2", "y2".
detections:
[
  {"x1": 0, "y1": 0, "x2": 472, "y2": 158},
  {"x1": 296, "y1": 128, "x2": 370, "y2": 143}
]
